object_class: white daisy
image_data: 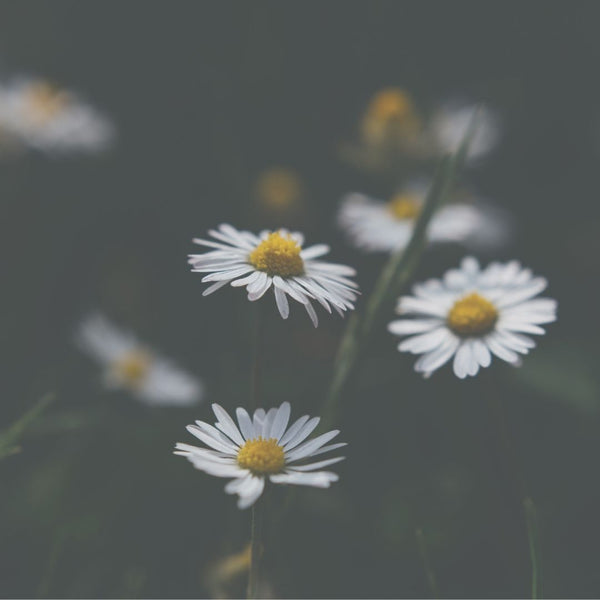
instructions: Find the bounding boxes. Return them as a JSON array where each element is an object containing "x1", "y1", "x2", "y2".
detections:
[
  {"x1": 188, "y1": 224, "x2": 359, "y2": 327},
  {"x1": 428, "y1": 102, "x2": 500, "y2": 163},
  {"x1": 388, "y1": 257, "x2": 557, "y2": 379},
  {"x1": 338, "y1": 182, "x2": 507, "y2": 253},
  {"x1": 0, "y1": 77, "x2": 114, "y2": 154},
  {"x1": 174, "y1": 402, "x2": 345, "y2": 509},
  {"x1": 77, "y1": 314, "x2": 203, "y2": 406}
]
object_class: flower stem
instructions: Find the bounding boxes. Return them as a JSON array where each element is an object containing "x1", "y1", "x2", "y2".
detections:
[
  {"x1": 415, "y1": 527, "x2": 440, "y2": 599},
  {"x1": 488, "y1": 393, "x2": 543, "y2": 599},
  {"x1": 247, "y1": 501, "x2": 263, "y2": 599}
]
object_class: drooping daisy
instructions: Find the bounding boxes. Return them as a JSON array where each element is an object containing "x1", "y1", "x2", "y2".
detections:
[
  {"x1": 174, "y1": 402, "x2": 345, "y2": 509},
  {"x1": 338, "y1": 182, "x2": 509, "y2": 253},
  {"x1": 0, "y1": 77, "x2": 114, "y2": 154},
  {"x1": 77, "y1": 314, "x2": 203, "y2": 406},
  {"x1": 188, "y1": 224, "x2": 359, "y2": 327},
  {"x1": 427, "y1": 102, "x2": 500, "y2": 163},
  {"x1": 388, "y1": 257, "x2": 557, "y2": 379}
]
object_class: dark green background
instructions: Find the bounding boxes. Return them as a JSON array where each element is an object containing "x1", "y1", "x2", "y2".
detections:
[{"x1": 2, "y1": 2, "x2": 600, "y2": 598}]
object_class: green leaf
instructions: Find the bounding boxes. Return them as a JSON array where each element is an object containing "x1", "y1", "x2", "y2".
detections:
[{"x1": 0, "y1": 393, "x2": 54, "y2": 460}]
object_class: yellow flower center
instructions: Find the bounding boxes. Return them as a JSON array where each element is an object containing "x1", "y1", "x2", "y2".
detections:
[
  {"x1": 237, "y1": 437, "x2": 285, "y2": 474},
  {"x1": 361, "y1": 88, "x2": 421, "y2": 145},
  {"x1": 447, "y1": 292, "x2": 498, "y2": 336},
  {"x1": 248, "y1": 232, "x2": 304, "y2": 277},
  {"x1": 113, "y1": 351, "x2": 151, "y2": 387},
  {"x1": 256, "y1": 167, "x2": 302, "y2": 210},
  {"x1": 367, "y1": 88, "x2": 415, "y2": 121},
  {"x1": 387, "y1": 193, "x2": 422, "y2": 220},
  {"x1": 24, "y1": 82, "x2": 69, "y2": 124}
]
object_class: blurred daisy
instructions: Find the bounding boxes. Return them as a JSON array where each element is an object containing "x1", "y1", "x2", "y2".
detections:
[
  {"x1": 427, "y1": 101, "x2": 500, "y2": 163},
  {"x1": 255, "y1": 167, "x2": 303, "y2": 213},
  {"x1": 388, "y1": 257, "x2": 557, "y2": 379},
  {"x1": 77, "y1": 314, "x2": 202, "y2": 406},
  {"x1": 338, "y1": 182, "x2": 509, "y2": 253},
  {"x1": 175, "y1": 402, "x2": 345, "y2": 509},
  {"x1": 0, "y1": 77, "x2": 114, "y2": 154},
  {"x1": 189, "y1": 224, "x2": 359, "y2": 326},
  {"x1": 360, "y1": 87, "x2": 422, "y2": 149}
]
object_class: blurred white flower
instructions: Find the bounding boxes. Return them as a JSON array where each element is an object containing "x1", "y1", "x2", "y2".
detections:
[
  {"x1": 175, "y1": 401, "x2": 345, "y2": 509},
  {"x1": 0, "y1": 77, "x2": 114, "y2": 155},
  {"x1": 338, "y1": 181, "x2": 509, "y2": 253},
  {"x1": 428, "y1": 102, "x2": 501, "y2": 163},
  {"x1": 388, "y1": 257, "x2": 557, "y2": 379},
  {"x1": 189, "y1": 224, "x2": 359, "y2": 327},
  {"x1": 77, "y1": 314, "x2": 202, "y2": 406}
]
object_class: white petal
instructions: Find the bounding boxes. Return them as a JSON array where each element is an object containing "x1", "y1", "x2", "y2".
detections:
[
  {"x1": 212, "y1": 404, "x2": 245, "y2": 446},
  {"x1": 398, "y1": 327, "x2": 450, "y2": 354},
  {"x1": 279, "y1": 415, "x2": 310, "y2": 446},
  {"x1": 388, "y1": 319, "x2": 441, "y2": 336},
  {"x1": 269, "y1": 402, "x2": 291, "y2": 441},
  {"x1": 285, "y1": 430, "x2": 340, "y2": 462},
  {"x1": 286, "y1": 456, "x2": 345, "y2": 471},
  {"x1": 186, "y1": 424, "x2": 238, "y2": 455},
  {"x1": 274, "y1": 286, "x2": 290, "y2": 319},
  {"x1": 235, "y1": 407, "x2": 256, "y2": 440},
  {"x1": 282, "y1": 416, "x2": 320, "y2": 450},
  {"x1": 269, "y1": 471, "x2": 339, "y2": 488}
]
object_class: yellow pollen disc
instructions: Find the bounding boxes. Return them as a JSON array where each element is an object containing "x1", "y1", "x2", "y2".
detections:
[
  {"x1": 113, "y1": 351, "x2": 151, "y2": 387},
  {"x1": 367, "y1": 88, "x2": 415, "y2": 121},
  {"x1": 237, "y1": 437, "x2": 285, "y2": 474},
  {"x1": 361, "y1": 88, "x2": 421, "y2": 146},
  {"x1": 256, "y1": 167, "x2": 302, "y2": 210},
  {"x1": 387, "y1": 193, "x2": 422, "y2": 220},
  {"x1": 249, "y1": 232, "x2": 304, "y2": 277},
  {"x1": 24, "y1": 82, "x2": 69, "y2": 123},
  {"x1": 447, "y1": 292, "x2": 498, "y2": 336}
]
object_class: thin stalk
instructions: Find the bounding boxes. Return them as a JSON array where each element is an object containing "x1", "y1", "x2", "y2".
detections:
[
  {"x1": 247, "y1": 501, "x2": 263, "y2": 599},
  {"x1": 488, "y1": 393, "x2": 543, "y2": 599},
  {"x1": 415, "y1": 528, "x2": 440, "y2": 599},
  {"x1": 250, "y1": 303, "x2": 265, "y2": 411}
]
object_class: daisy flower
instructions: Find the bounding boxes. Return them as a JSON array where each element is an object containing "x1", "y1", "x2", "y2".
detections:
[
  {"x1": 188, "y1": 224, "x2": 359, "y2": 327},
  {"x1": 174, "y1": 402, "x2": 345, "y2": 509},
  {"x1": 388, "y1": 257, "x2": 557, "y2": 379},
  {"x1": 427, "y1": 102, "x2": 500, "y2": 163},
  {"x1": 77, "y1": 314, "x2": 203, "y2": 406},
  {"x1": 0, "y1": 77, "x2": 114, "y2": 154},
  {"x1": 338, "y1": 182, "x2": 508, "y2": 253}
]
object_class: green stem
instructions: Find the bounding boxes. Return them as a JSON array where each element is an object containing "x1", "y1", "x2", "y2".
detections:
[
  {"x1": 415, "y1": 527, "x2": 440, "y2": 599},
  {"x1": 247, "y1": 501, "x2": 263, "y2": 599},
  {"x1": 488, "y1": 394, "x2": 542, "y2": 599}
]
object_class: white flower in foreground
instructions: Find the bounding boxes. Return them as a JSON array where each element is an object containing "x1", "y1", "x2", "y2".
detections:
[
  {"x1": 189, "y1": 224, "x2": 359, "y2": 327},
  {"x1": 77, "y1": 314, "x2": 202, "y2": 406},
  {"x1": 175, "y1": 402, "x2": 345, "y2": 508},
  {"x1": 338, "y1": 183, "x2": 507, "y2": 253},
  {"x1": 0, "y1": 78, "x2": 114, "y2": 154},
  {"x1": 388, "y1": 257, "x2": 557, "y2": 379},
  {"x1": 428, "y1": 102, "x2": 500, "y2": 163}
]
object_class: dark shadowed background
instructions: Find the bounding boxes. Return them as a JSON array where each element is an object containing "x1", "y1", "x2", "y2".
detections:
[{"x1": 2, "y1": 1, "x2": 600, "y2": 598}]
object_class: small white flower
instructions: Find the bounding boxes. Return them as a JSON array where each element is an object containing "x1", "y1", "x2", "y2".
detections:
[
  {"x1": 388, "y1": 257, "x2": 557, "y2": 379},
  {"x1": 0, "y1": 77, "x2": 114, "y2": 154},
  {"x1": 188, "y1": 224, "x2": 359, "y2": 327},
  {"x1": 428, "y1": 102, "x2": 500, "y2": 163},
  {"x1": 175, "y1": 402, "x2": 345, "y2": 509},
  {"x1": 77, "y1": 314, "x2": 203, "y2": 406},
  {"x1": 338, "y1": 182, "x2": 508, "y2": 253}
]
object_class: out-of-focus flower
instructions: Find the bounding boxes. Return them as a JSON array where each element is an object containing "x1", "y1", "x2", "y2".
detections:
[
  {"x1": 388, "y1": 257, "x2": 557, "y2": 379},
  {"x1": 255, "y1": 167, "x2": 303, "y2": 213},
  {"x1": 427, "y1": 102, "x2": 501, "y2": 163},
  {"x1": 175, "y1": 402, "x2": 345, "y2": 509},
  {"x1": 360, "y1": 87, "x2": 422, "y2": 149},
  {"x1": 77, "y1": 314, "x2": 203, "y2": 406},
  {"x1": 0, "y1": 77, "x2": 115, "y2": 155},
  {"x1": 338, "y1": 181, "x2": 510, "y2": 253},
  {"x1": 188, "y1": 224, "x2": 359, "y2": 327}
]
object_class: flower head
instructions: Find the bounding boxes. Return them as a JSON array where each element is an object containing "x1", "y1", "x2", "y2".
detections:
[
  {"x1": 77, "y1": 314, "x2": 203, "y2": 406},
  {"x1": 338, "y1": 182, "x2": 508, "y2": 253},
  {"x1": 175, "y1": 402, "x2": 345, "y2": 508},
  {"x1": 428, "y1": 102, "x2": 500, "y2": 163},
  {"x1": 189, "y1": 224, "x2": 359, "y2": 326},
  {"x1": 388, "y1": 257, "x2": 557, "y2": 378},
  {"x1": 0, "y1": 77, "x2": 115, "y2": 154},
  {"x1": 255, "y1": 167, "x2": 303, "y2": 212}
]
